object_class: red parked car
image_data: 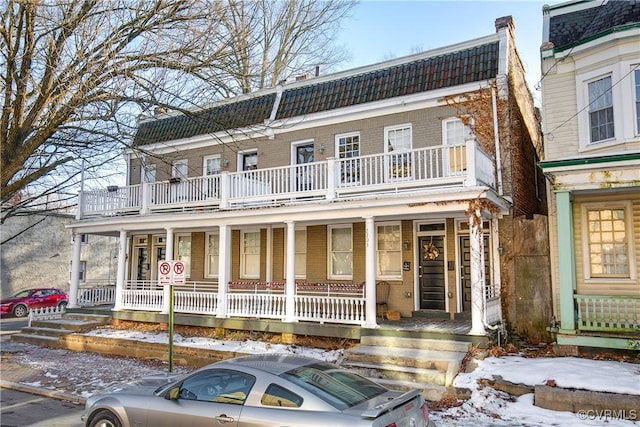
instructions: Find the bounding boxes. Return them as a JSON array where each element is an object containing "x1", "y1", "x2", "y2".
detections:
[{"x1": 0, "y1": 288, "x2": 68, "y2": 317}]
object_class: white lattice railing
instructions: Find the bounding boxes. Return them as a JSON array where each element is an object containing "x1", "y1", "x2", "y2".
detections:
[
  {"x1": 116, "y1": 281, "x2": 366, "y2": 325},
  {"x1": 78, "y1": 281, "x2": 116, "y2": 306},
  {"x1": 575, "y1": 295, "x2": 639, "y2": 332},
  {"x1": 80, "y1": 141, "x2": 495, "y2": 217},
  {"x1": 28, "y1": 306, "x2": 66, "y2": 327}
]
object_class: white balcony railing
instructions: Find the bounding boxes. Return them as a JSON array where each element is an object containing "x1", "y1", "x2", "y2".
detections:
[{"x1": 80, "y1": 141, "x2": 495, "y2": 217}]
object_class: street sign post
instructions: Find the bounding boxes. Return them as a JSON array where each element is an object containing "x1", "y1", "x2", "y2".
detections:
[{"x1": 157, "y1": 260, "x2": 185, "y2": 372}]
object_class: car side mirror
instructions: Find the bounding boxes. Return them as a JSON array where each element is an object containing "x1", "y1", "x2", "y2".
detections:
[{"x1": 165, "y1": 386, "x2": 180, "y2": 400}]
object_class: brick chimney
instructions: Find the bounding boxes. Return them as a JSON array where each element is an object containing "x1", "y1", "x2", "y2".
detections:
[{"x1": 495, "y1": 15, "x2": 514, "y2": 33}]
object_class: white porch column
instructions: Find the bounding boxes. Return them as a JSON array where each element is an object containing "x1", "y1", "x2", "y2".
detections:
[
  {"x1": 266, "y1": 225, "x2": 273, "y2": 283},
  {"x1": 162, "y1": 227, "x2": 174, "y2": 314},
  {"x1": 113, "y1": 230, "x2": 128, "y2": 311},
  {"x1": 217, "y1": 225, "x2": 231, "y2": 318},
  {"x1": 284, "y1": 221, "x2": 297, "y2": 322},
  {"x1": 469, "y1": 209, "x2": 486, "y2": 335},
  {"x1": 363, "y1": 216, "x2": 378, "y2": 328},
  {"x1": 68, "y1": 231, "x2": 82, "y2": 308}
]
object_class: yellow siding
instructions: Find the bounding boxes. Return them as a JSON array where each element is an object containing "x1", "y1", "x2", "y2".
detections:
[
  {"x1": 573, "y1": 191, "x2": 640, "y2": 296},
  {"x1": 541, "y1": 68, "x2": 578, "y2": 161}
]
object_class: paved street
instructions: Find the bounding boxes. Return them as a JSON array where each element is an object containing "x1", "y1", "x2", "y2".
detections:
[{"x1": 0, "y1": 388, "x2": 83, "y2": 427}]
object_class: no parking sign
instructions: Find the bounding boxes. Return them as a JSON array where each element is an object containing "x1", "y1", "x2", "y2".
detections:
[{"x1": 158, "y1": 260, "x2": 186, "y2": 285}]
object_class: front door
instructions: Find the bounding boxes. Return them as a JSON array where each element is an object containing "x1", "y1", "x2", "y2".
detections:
[
  {"x1": 294, "y1": 143, "x2": 314, "y2": 192},
  {"x1": 459, "y1": 235, "x2": 490, "y2": 312},
  {"x1": 151, "y1": 246, "x2": 166, "y2": 282},
  {"x1": 418, "y1": 236, "x2": 445, "y2": 310},
  {"x1": 135, "y1": 247, "x2": 149, "y2": 281}
]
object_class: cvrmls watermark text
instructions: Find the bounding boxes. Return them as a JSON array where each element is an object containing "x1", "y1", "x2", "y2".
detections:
[{"x1": 577, "y1": 409, "x2": 637, "y2": 421}]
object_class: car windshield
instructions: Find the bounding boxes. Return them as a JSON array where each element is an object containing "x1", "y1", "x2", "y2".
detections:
[{"x1": 280, "y1": 362, "x2": 387, "y2": 409}]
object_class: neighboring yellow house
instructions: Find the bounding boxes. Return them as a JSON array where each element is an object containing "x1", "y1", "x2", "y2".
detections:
[
  {"x1": 67, "y1": 16, "x2": 549, "y2": 342},
  {"x1": 540, "y1": 0, "x2": 640, "y2": 352}
]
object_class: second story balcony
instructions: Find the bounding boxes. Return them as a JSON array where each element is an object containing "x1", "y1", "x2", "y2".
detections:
[{"x1": 80, "y1": 141, "x2": 495, "y2": 218}]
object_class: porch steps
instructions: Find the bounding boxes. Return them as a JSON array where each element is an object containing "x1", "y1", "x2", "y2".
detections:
[
  {"x1": 11, "y1": 312, "x2": 112, "y2": 347},
  {"x1": 342, "y1": 335, "x2": 471, "y2": 402}
]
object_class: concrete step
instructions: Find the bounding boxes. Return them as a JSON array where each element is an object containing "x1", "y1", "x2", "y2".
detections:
[
  {"x1": 344, "y1": 345, "x2": 466, "y2": 372},
  {"x1": 30, "y1": 318, "x2": 104, "y2": 332},
  {"x1": 360, "y1": 335, "x2": 471, "y2": 353},
  {"x1": 63, "y1": 313, "x2": 112, "y2": 323},
  {"x1": 343, "y1": 360, "x2": 447, "y2": 385},
  {"x1": 18, "y1": 327, "x2": 72, "y2": 338},
  {"x1": 373, "y1": 377, "x2": 452, "y2": 402},
  {"x1": 11, "y1": 334, "x2": 62, "y2": 347}
]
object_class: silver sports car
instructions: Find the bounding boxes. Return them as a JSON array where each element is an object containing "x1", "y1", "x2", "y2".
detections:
[{"x1": 82, "y1": 354, "x2": 436, "y2": 427}]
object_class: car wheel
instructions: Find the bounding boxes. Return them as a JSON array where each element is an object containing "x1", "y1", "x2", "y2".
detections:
[
  {"x1": 89, "y1": 410, "x2": 122, "y2": 427},
  {"x1": 57, "y1": 301, "x2": 67, "y2": 311},
  {"x1": 12, "y1": 304, "x2": 28, "y2": 318}
]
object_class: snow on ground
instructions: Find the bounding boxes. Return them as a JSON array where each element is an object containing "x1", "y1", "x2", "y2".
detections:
[{"x1": 2, "y1": 328, "x2": 638, "y2": 426}]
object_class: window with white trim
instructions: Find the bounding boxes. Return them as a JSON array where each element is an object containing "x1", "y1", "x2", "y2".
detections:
[
  {"x1": 376, "y1": 223, "x2": 402, "y2": 279},
  {"x1": 175, "y1": 234, "x2": 191, "y2": 278},
  {"x1": 205, "y1": 232, "x2": 219, "y2": 278},
  {"x1": 284, "y1": 229, "x2": 307, "y2": 279},
  {"x1": 70, "y1": 261, "x2": 87, "y2": 282},
  {"x1": 443, "y1": 118, "x2": 472, "y2": 173},
  {"x1": 385, "y1": 124, "x2": 412, "y2": 180},
  {"x1": 328, "y1": 225, "x2": 352, "y2": 279},
  {"x1": 588, "y1": 76, "x2": 614, "y2": 143},
  {"x1": 203, "y1": 155, "x2": 221, "y2": 176},
  {"x1": 172, "y1": 160, "x2": 188, "y2": 179},
  {"x1": 240, "y1": 151, "x2": 258, "y2": 171},
  {"x1": 241, "y1": 230, "x2": 261, "y2": 278},
  {"x1": 336, "y1": 133, "x2": 360, "y2": 185},
  {"x1": 583, "y1": 203, "x2": 633, "y2": 279}
]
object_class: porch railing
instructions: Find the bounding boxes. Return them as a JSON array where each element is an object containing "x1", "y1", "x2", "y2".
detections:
[
  {"x1": 575, "y1": 294, "x2": 640, "y2": 333},
  {"x1": 77, "y1": 280, "x2": 116, "y2": 306},
  {"x1": 110, "y1": 280, "x2": 366, "y2": 325},
  {"x1": 80, "y1": 141, "x2": 495, "y2": 217}
]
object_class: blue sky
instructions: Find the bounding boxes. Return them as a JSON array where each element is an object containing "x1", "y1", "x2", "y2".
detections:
[{"x1": 336, "y1": 0, "x2": 555, "y2": 104}]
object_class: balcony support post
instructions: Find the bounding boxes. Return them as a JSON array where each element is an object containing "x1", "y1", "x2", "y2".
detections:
[
  {"x1": 326, "y1": 157, "x2": 337, "y2": 201},
  {"x1": 363, "y1": 216, "x2": 378, "y2": 328},
  {"x1": 216, "y1": 225, "x2": 231, "y2": 318},
  {"x1": 141, "y1": 182, "x2": 150, "y2": 214},
  {"x1": 161, "y1": 227, "x2": 174, "y2": 314},
  {"x1": 113, "y1": 230, "x2": 128, "y2": 311},
  {"x1": 68, "y1": 230, "x2": 82, "y2": 308},
  {"x1": 469, "y1": 208, "x2": 486, "y2": 336},
  {"x1": 284, "y1": 220, "x2": 297, "y2": 322}
]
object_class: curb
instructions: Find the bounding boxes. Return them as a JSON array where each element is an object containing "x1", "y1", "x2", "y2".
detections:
[{"x1": 0, "y1": 379, "x2": 86, "y2": 405}]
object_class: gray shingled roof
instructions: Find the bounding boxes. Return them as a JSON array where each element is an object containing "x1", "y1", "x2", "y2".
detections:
[
  {"x1": 133, "y1": 41, "x2": 500, "y2": 146},
  {"x1": 548, "y1": 0, "x2": 640, "y2": 51}
]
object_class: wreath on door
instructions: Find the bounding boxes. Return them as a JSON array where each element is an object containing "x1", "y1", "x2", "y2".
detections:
[{"x1": 423, "y1": 239, "x2": 440, "y2": 260}]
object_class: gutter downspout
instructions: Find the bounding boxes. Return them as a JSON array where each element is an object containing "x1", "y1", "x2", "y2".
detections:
[{"x1": 492, "y1": 87, "x2": 504, "y2": 196}]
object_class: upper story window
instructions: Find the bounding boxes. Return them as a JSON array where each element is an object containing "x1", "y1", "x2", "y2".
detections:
[
  {"x1": 203, "y1": 155, "x2": 221, "y2": 176},
  {"x1": 385, "y1": 125, "x2": 412, "y2": 181},
  {"x1": 142, "y1": 164, "x2": 156, "y2": 183},
  {"x1": 172, "y1": 160, "x2": 188, "y2": 179},
  {"x1": 577, "y1": 62, "x2": 638, "y2": 150},
  {"x1": 588, "y1": 76, "x2": 614, "y2": 143},
  {"x1": 328, "y1": 225, "x2": 352, "y2": 280},
  {"x1": 443, "y1": 118, "x2": 472, "y2": 173},
  {"x1": 634, "y1": 69, "x2": 640, "y2": 135},
  {"x1": 240, "y1": 151, "x2": 258, "y2": 171},
  {"x1": 336, "y1": 132, "x2": 360, "y2": 185}
]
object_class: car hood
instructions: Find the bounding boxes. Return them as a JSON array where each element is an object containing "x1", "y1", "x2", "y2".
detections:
[{"x1": 95, "y1": 372, "x2": 184, "y2": 396}]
